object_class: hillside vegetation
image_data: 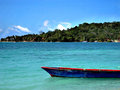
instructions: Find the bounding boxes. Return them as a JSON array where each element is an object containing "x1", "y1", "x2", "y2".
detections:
[{"x1": 1, "y1": 22, "x2": 120, "y2": 42}]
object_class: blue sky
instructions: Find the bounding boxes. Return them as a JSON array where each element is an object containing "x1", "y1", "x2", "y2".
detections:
[{"x1": 0, "y1": 0, "x2": 120, "y2": 38}]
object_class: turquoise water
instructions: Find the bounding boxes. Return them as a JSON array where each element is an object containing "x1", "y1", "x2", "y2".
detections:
[{"x1": 0, "y1": 42, "x2": 120, "y2": 90}]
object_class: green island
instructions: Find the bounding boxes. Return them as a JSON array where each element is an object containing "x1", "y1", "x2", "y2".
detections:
[{"x1": 1, "y1": 22, "x2": 120, "y2": 42}]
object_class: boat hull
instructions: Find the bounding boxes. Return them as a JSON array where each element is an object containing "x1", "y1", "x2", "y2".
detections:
[{"x1": 41, "y1": 67, "x2": 120, "y2": 78}]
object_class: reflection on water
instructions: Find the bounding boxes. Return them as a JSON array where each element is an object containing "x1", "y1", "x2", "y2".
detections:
[{"x1": 41, "y1": 77, "x2": 120, "y2": 90}]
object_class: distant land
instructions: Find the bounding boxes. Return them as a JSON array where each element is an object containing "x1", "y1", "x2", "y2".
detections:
[{"x1": 0, "y1": 22, "x2": 120, "y2": 42}]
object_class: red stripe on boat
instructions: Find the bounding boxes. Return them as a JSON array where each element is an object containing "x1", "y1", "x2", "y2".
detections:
[
  {"x1": 101, "y1": 69, "x2": 120, "y2": 72},
  {"x1": 59, "y1": 67, "x2": 84, "y2": 70},
  {"x1": 41, "y1": 67, "x2": 120, "y2": 72},
  {"x1": 41, "y1": 67, "x2": 57, "y2": 70},
  {"x1": 86, "y1": 69, "x2": 100, "y2": 71}
]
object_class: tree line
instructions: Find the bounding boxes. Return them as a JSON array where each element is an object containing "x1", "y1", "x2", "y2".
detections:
[{"x1": 1, "y1": 22, "x2": 120, "y2": 42}]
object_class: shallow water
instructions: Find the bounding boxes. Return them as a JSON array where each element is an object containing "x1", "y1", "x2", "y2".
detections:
[{"x1": 0, "y1": 42, "x2": 120, "y2": 90}]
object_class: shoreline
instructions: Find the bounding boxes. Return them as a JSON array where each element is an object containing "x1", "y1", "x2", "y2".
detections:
[{"x1": 0, "y1": 41, "x2": 120, "y2": 43}]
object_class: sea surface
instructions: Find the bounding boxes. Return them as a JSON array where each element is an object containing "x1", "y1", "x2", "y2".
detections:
[{"x1": 0, "y1": 42, "x2": 120, "y2": 90}]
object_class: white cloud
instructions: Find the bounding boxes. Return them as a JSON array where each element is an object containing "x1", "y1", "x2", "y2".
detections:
[
  {"x1": 0, "y1": 26, "x2": 31, "y2": 38},
  {"x1": 57, "y1": 24, "x2": 66, "y2": 30},
  {"x1": 40, "y1": 20, "x2": 72, "y2": 32},
  {"x1": 57, "y1": 22, "x2": 72, "y2": 30},
  {"x1": 40, "y1": 20, "x2": 55, "y2": 32},
  {"x1": 8, "y1": 27, "x2": 21, "y2": 33},
  {"x1": 14, "y1": 25, "x2": 31, "y2": 33},
  {"x1": 44, "y1": 20, "x2": 49, "y2": 26}
]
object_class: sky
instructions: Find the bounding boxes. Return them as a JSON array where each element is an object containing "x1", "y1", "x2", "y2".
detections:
[{"x1": 0, "y1": 0, "x2": 120, "y2": 38}]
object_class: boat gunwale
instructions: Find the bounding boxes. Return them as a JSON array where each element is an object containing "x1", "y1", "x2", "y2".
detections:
[{"x1": 41, "y1": 67, "x2": 120, "y2": 72}]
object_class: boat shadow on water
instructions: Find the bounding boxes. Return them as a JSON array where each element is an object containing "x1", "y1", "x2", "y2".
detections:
[{"x1": 41, "y1": 77, "x2": 120, "y2": 90}]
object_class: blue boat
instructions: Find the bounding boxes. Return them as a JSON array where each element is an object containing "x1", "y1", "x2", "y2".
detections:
[{"x1": 41, "y1": 67, "x2": 120, "y2": 78}]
